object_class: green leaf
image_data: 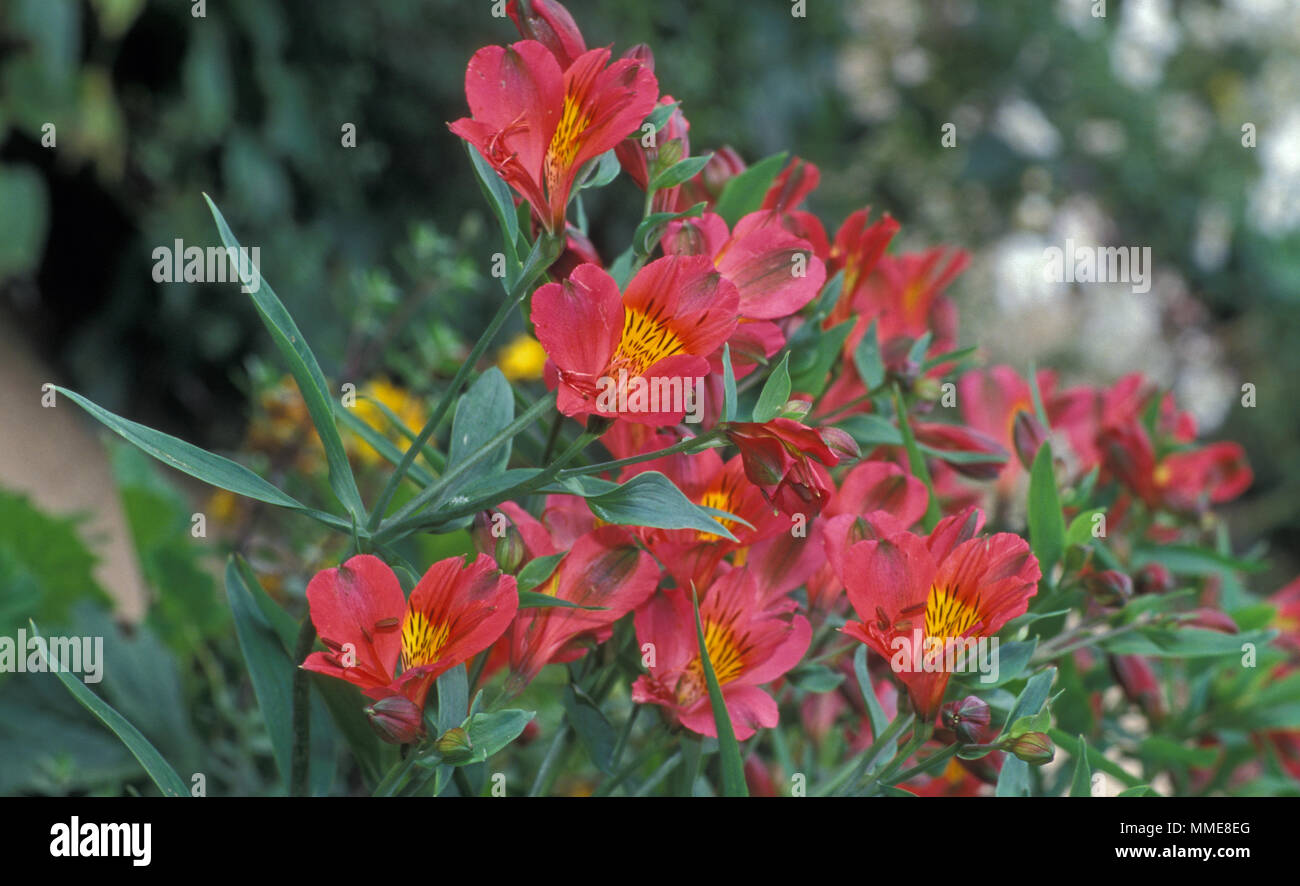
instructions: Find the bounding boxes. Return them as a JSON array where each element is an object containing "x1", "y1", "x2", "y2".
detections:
[
  {"x1": 644, "y1": 101, "x2": 681, "y2": 132},
  {"x1": 1137, "y1": 735, "x2": 1218, "y2": 768},
  {"x1": 55, "y1": 386, "x2": 320, "y2": 517},
  {"x1": 995, "y1": 756, "x2": 1031, "y2": 797},
  {"x1": 854, "y1": 646, "x2": 891, "y2": 747},
  {"x1": 579, "y1": 471, "x2": 738, "y2": 541},
  {"x1": 713, "y1": 151, "x2": 787, "y2": 227},
  {"x1": 721, "y1": 343, "x2": 738, "y2": 422},
  {"x1": 921, "y1": 345, "x2": 977, "y2": 372},
  {"x1": 789, "y1": 318, "x2": 854, "y2": 397},
  {"x1": 1102, "y1": 626, "x2": 1273, "y2": 658},
  {"x1": 465, "y1": 142, "x2": 519, "y2": 266},
  {"x1": 441, "y1": 368, "x2": 515, "y2": 502},
  {"x1": 517, "y1": 591, "x2": 606, "y2": 611},
  {"x1": 892, "y1": 385, "x2": 941, "y2": 531},
  {"x1": 436, "y1": 666, "x2": 469, "y2": 736},
  {"x1": 205, "y1": 195, "x2": 365, "y2": 521},
  {"x1": 33, "y1": 621, "x2": 189, "y2": 797},
  {"x1": 632, "y1": 202, "x2": 705, "y2": 256},
  {"x1": 955, "y1": 638, "x2": 1036, "y2": 688},
  {"x1": 853, "y1": 319, "x2": 885, "y2": 390},
  {"x1": 836, "y1": 413, "x2": 903, "y2": 448},
  {"x1": 751, "y1": 352, "x2": 792, "y2": 422},
  {"x1": 576, "y1": 149, "x2": 621, "y2": 192},
  {"x1": 1007, "y1": 708, "x2": 1052, "y2": 738},
  {"x1": 1003, "y1": 667, "x2": 1056, "y2": 732},
  {"x1": 462, "y1": 709, "x2": 535, "y2": 765},
  {"x1": 1027, "y1": 443, "x2": 1066, "y2": 576},
  {"x1": 1131, "y1": 545, "x2": 1267, "y2": 576},
  {"x1": 791, "y1": 664, "x2": 845, "y2": 693},
  {"x1": 693, "y1": 589, "x2": 747, "y2": 797},
  {"x1": 1049, "y1": 730, "x2": 1143, "y2": 788},
  {"x1": 651, "y1": 153, "x2": 712, "y2": 191},
  {"x1": 1065, "y1": 508, "x2": 1106, "y2": 548},
  {"x1": 906, "y1": 330, "x2": 933, "y2": 367},
  {"x1": 562, "y1": 685, "x2": 617, "y2": 775},
  {"x1": 1117, "y1": 785, "x2": 1156, "y2": 797},
  {"x1": 516, "y1": 551, "x2": 567, "y2": 593},
  {"x1": 224, "y1": 556, "x2": 295, "y2": 788}
]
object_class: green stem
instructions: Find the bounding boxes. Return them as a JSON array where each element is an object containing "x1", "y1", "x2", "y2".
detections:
[
  {"x1": 289, "y1": 617, "x2": 316, "y2": 796},
  {"x1": 366, "y1": 234, "x2": 561, "y2": 531},
  {"x1": 529, "y1": 724, "x2": 571, "y2": 797},
  {"x1": 372, "y1": 749, "x2": 420, "y2": 797},
  {"x1": 555, "y1": 430, "x2": 723, "y2": 479}
]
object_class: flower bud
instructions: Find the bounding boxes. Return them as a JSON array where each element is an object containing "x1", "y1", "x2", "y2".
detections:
[
  {"x1": 701, "y1": 146, "x2": 746, "y2": 198},
  {"x1": 433, "y1": 726, "x2": 474, "y2": 762},
  {"x1": 914, "y1": 376, "x2": 942, "y2": 402},
  {"x1": 938, "y1": 696, "x2": 991, "y2": 745},
  {"x1": 620, "y1": 43, "x2": 655, "y2": 73},
  {"x1": 1082, "y1": 569, "x2": 1133, "y2": 607},
  {"x1": 1134, "y1": 563, "x2": 1174, "y2": 595},
  {"x1": 779, "y1": 399, "x2": 813, "y2": 421},
  {"x1": 1004, "y1": 731, "x2": 1054, "y2": 765},
  {"x1": 1012, "y1": 410, "x2": 1049, "y2": 470},
  {"x1": 1185, "y1": 607, "x2": 1238, "y2": 634},
  {"x1": 819, "y1": 426, "x2": 860, "y2": 462},
  {"x1": 494, "y1": 531, "x2": 527, "y2": 575},
  {"x1": 506, "y1": 0, "x2": 586, "y2": 69},
  {"x1": 365, "y1": 695, "x2": 425, "y2": 745}
]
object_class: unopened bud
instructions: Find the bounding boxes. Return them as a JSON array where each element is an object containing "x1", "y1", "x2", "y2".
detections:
[
  {"x1": 494, "y1": 531, "x2": 526, "y2": 575},
  {"x1": 365, "y1": 695, "x2": 425, "y2": 745},
  {"x1": 779, "y1": 399, "x2": 813, "y2": 421},
  {"x1": 1004, "y1": 731, "x2": 1054, "y2": 765},
  {"x1": 819, "y1": 426, "x2": 860, "y2": 462},
  {"x1": 701, "y1": 146, "x2": 746, "y2": 198},
  {"x1": 1012, "y1": 410, "x2": 1049, "y2": 470},
  {"x1": 1082, "y1": 569, "x2": 1133, "y2": 607},
  {"x1": 914, "y1": 376, "x2": 942, "y2": 402},
  {"x1": 433, "y1": 726, "x2": 474, "y2": 762},
  {"x1": 1185, "y1": 607, "x2": 1238, "y2": 634},
  {"x1": 938, "y1": 696, "x2": 991, "y2": 745},
  {"x1": 1134, "y1": 563, "x2": 1174, "y2": 595}
]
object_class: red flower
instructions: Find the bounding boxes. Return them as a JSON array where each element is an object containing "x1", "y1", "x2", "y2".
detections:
[
  {"x1": 301, "y1": 554, "x2": 517, "y2": 737},
  {"x1": 449, "y1": 41, "x2": 658, "y2": 233},
  {"x1": 506, "y1": 0, "x2": 586, "y2": 69},
  {"x1": 829, "y1": 508, "x2": 1040, "y2": 720},
  {"x1": 631, "y1": 571, "x2": 811, "y2": 740},
  {"x1": 532, "y1": 257, "x2": 738, "y2": 424},
  {"x1": 725, "y1": 417, "x2": 858, "y2": 515},
  {"x1": 495, "y1": 506, "x2": 659, "y2": 693},
  {"x1": 664, "y1": 210, "x2": 825, "y2": 321}
]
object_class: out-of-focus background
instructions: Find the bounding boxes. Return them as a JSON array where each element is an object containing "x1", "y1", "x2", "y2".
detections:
[{"x1": 1, "y1": 0, "x2": 1296, "y2": 793}]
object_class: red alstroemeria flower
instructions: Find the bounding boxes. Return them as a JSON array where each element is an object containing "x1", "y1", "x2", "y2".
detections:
[
  {"x1": 910, "y1": 420, "x2": 1010, "y2": 482},
  {"x1": 808, "y1": 460, "x2": 930, "y2": 610},
  {"x1": 958, "y1": 365, "x2": 1063, "y2": 494},
  {"x1": 506, "y1": 0, "x2": 586, "y2": 69},
  {"x1": 675, "y1": 145, "x2": 746, "y2": 210},
  {"x1": 532, "y1": 256, "x2": 738, "y2": 424},
  {"x1": 830, "y1": 507, "x2": 1040, "y2": 720},
  {"x1": 449, "y1": 41, "x2": 658, "y2": 233},
  {"x1": 754, "y1": 156, "x2": 831, "y2": 259},
  {"x1": 493, "y1": 508, "x2": 659, "y2": 694},
  {"x1": 726, "y1": 417, "x2": 859, "y2": 515},
  {"x1": 301, "y1": 554, "x2": 517, "y2": 739},
  {"x1": 631, "y1": 571, "x2": 811, "y2": 740},
  {"x1": 664, "y1": 210, "x2": 826, "y2": 321},
  {"x1": 1153, "y1": 442, "x2": 1252, "y2": 512}
]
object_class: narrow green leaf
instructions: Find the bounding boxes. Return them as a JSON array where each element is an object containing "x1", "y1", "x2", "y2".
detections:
[
  {"x1": 436, "y1": 665, "x2": 469, "y2": 735},
  {"x1": 693, "y1": 589, "x2": 747, "y2": 797},
  {"x1": 518, "y1": 591, "x2": 607, "y2": 611},
  {"x1": 789, "y1": 318, "x2": 854, "y2": 397},
  {"x1": 995, "y1": 756, "x2": 1031, "y2": 797},
  {"x1": 1027, "y1": 443, "x2": 1066, "y2": 575},
  {"x1": 1065, "y1": 508, "x2": 1106, "y2": 548},
  {"x1": 853, "y1": 319, "x2": 885, "y2": 390},
  {"x1": 632, "y1": 202, "x2": 705, "y2": 255},
  {"x1": 751, "y1": 352, "x2": 792, "y2": 423},
  {"x1": 713, "y1": 151, "x2": 788, "y2": 227},
  {"x1": 836, "y1": 413, "x2": 903, "y2": 448},
  {"x1": 56, "y1": 386, "x2": 319, "y2": 516},
  {"x1": 1003, "y1": 667, "x2": 1057, "y2": 731},
  {"x1": 892, "y1": 385, "x2": 941, "y2": 531},
  {"x1": 441, "y1": 368, "x2": 515, "y2": 502},
  {"x1": 562, "y1": 685, "x2": 617, "y2": 775},
  {"x1": 34, "y1": 621, "x2": 189, "y2": 797},
  {"x1": 721, "y1": 343, "x2": 738, "y2": 422},
  {"x1": 581, "y1": 471, "x2": 737, "y2": 541},
  {"x1": 854, "y1": 645, "x2": 891, "y2": 748},
  {"x1": 204, "y1": 195, "x2": 365, "y2": 521},
  {"x1": 465, "y1": 142, "x2": 519, "y2": 264},
  {"x1": 225, "y1": 556, "x2": 295, "y2": 788},
  {"x1": 651, "y1": 153, "x2": 712, "y2": 191}
]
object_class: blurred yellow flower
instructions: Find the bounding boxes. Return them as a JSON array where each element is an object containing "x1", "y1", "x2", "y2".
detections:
[
  {"x1": 349, "y1": 378, "x2": 428, "y2": 466},
  {"x1": 498, "y1": 333, "x2": 547, "y2": 382}
]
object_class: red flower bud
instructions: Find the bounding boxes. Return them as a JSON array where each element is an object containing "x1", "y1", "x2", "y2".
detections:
[
  {"x1": 1012, "y1": 410, "x2": 1049, "y2": 470},
  {"x1": 366, "y1": 695, "x2": 425, "y2": 745},
  {"x1": 1185, "y1": 607, "x2": 1238, "y2": 634},
  {"x1": 506, "y1": 0, "x2": 587, "y2": 69},
  {"x1": 1082, "y1": 569, "x2": 1133, "y2": 607},
  {"x1": 938, "y1": 696, "x2": 992, "y2": 745},
  {"x1": 1134, "y1": 562, "x2": 1174, "y2": 595}
]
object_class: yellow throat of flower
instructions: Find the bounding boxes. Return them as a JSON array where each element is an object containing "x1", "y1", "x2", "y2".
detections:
[
  {"x1": 611, "y1": 306, "x2": 686, "y2": 377},
  {"x1": 401, "y1": 609, "x2": 451, "y2": 671}
]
